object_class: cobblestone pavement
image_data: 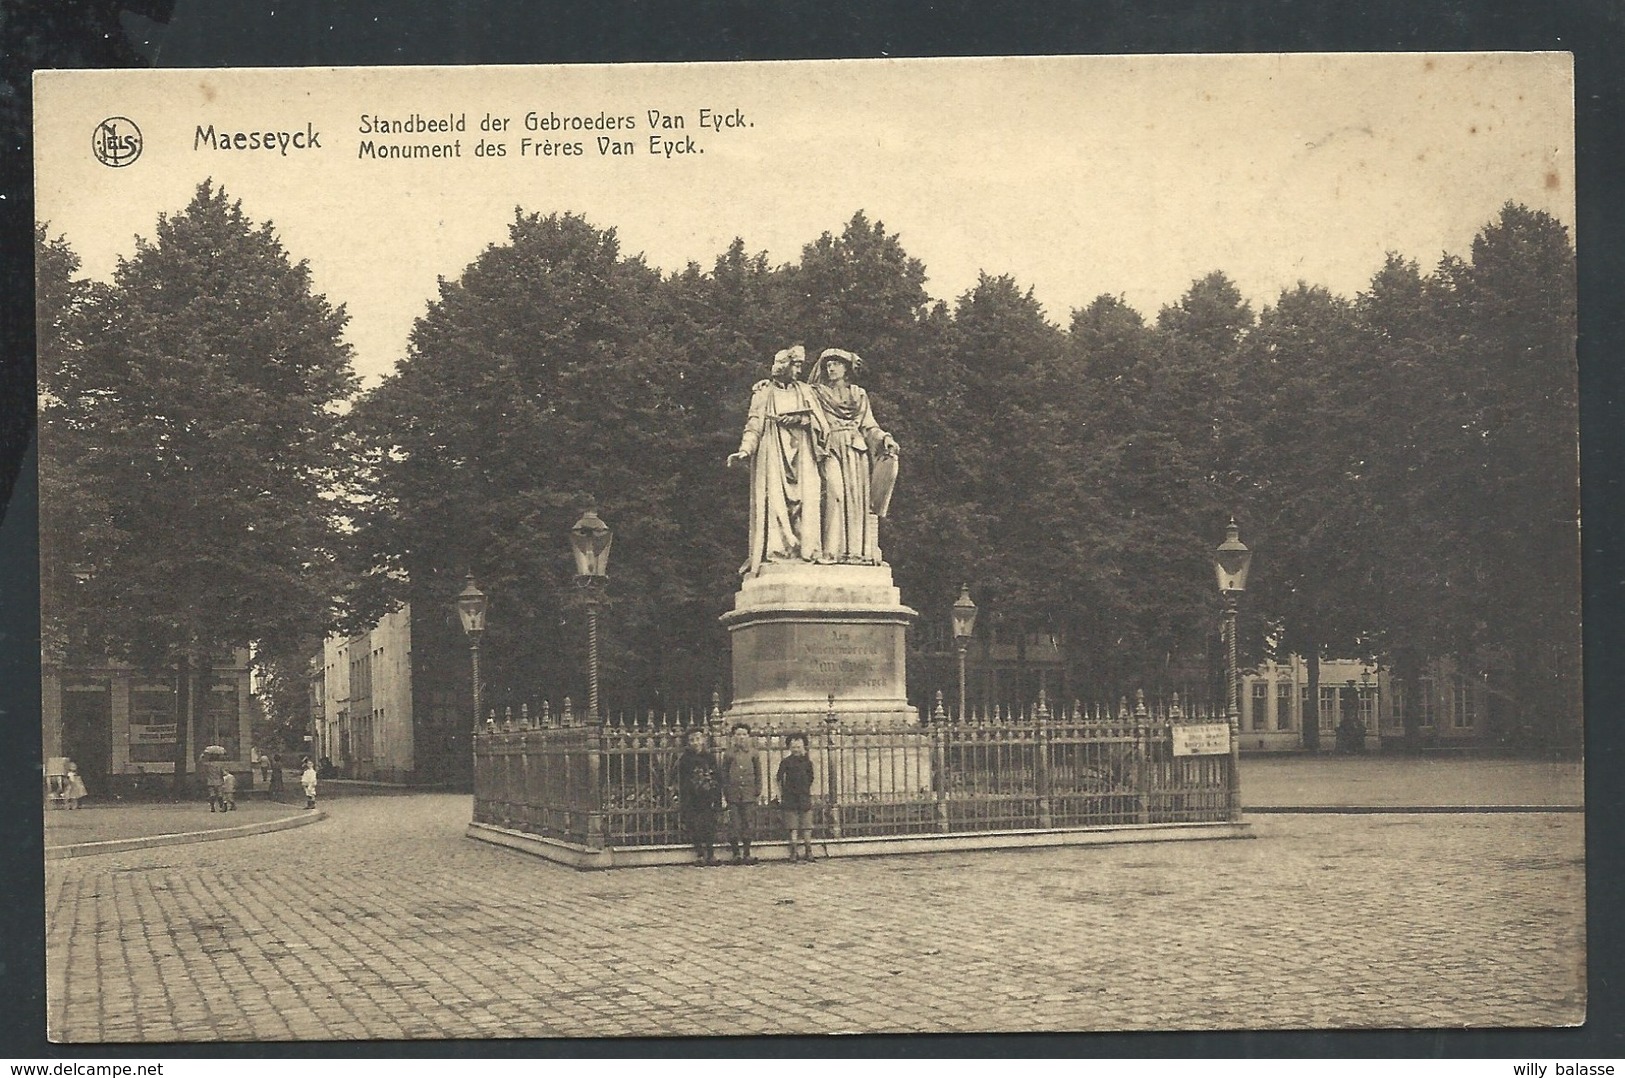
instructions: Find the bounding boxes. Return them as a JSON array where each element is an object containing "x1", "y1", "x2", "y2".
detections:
[{"x1": 44, "y1": 793, "x2": 1586, "y2": 1041}]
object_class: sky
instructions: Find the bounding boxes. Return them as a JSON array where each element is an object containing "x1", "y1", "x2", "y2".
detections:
[{"x1": 35, "y1": 53, "x2": 1574, "y2": 387}]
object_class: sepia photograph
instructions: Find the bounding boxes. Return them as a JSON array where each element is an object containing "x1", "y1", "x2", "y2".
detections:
[{"x1": 32, "y1": 53, "x2": 1581, "y2": 1041}]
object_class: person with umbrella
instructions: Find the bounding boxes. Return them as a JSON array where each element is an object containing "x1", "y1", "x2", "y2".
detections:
[{"x1": 200, "y1": 745, "x2": 227, "y2": 812}]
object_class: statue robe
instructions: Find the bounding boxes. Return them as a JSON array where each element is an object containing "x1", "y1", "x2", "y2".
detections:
[
  {"x1": 737, "y1": 378, "x2": 827, "y2": 576},
  {"x1": 811, "y1": 382, "x2": 889, "y2": 564}
]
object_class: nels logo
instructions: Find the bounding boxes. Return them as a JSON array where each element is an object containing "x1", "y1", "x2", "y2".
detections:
[{"x1": 93, "y1": 117, "x2": 142, "y2": 167}]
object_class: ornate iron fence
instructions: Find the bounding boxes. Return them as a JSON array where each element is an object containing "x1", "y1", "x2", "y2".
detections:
[{"x1": 471, "y1": 691, "x2": 1237, "y2": 849}]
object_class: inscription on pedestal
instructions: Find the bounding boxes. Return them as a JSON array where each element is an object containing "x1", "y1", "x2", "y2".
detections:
[
  {"x1": 802, "y1": 629, "x2": 885, "y2": 692},
  {"x1": 732, "y1": 621, "x2": 904, "y2": 703},
  {"x1": 723, "y1": 563, "x2": 918, "y2": 724}
]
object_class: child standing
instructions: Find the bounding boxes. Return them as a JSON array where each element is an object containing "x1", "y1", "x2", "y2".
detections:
[
  {"x1": 775, "y1": 734, "x2": 816, "y2": 863},
  {"x1": 219, "y1": 768, "x2": 237, "y2": 811},
  {"x1": 300, "y1": 757, "x2": 318, "y2": 809},
  {"x1": 63, "y1": 759, "x2": 88, "y2": 810},
  {"x1": 720, "y1": 723, "x2": 762, "y2": 865},
  {"x1": 676, "y1": 728, "x2": 722, "y2": 865}
]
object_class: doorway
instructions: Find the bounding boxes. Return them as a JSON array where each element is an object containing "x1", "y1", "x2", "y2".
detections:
[{"x1": 61, "y1": 681, "x2": 112, "y2": 787}]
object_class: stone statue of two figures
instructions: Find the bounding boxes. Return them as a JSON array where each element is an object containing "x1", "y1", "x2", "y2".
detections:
[{"x1": 726, "y1": 345, "x2": 900, "y2": 577}]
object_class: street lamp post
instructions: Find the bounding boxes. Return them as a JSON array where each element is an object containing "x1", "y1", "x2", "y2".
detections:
[
  {"x1": 569, "y1": 506, "x2": 613, "y2": 724},
  {"x1": 1213, "y1": 519, "x2": 1252, "y2": 821},
  {"x1": 951, "y1": 584, "x2": 978, "y2": 723},
  {"x1": 457, "y1": 575, "x2": 488, "y2": 735}
]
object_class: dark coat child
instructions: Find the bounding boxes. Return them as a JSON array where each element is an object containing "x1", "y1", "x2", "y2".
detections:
[{"x1": 676, "y1": 739, "x2": 723, "y2": 864}]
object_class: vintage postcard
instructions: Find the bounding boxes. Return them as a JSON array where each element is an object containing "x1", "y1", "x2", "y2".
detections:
[{"x1": 35, "y1": 56, "x2": 1581, "y2": 1041}]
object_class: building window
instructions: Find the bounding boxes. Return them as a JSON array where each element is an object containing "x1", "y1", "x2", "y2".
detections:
[
  {"x1": 1276, "y1": 681, "x2": 1294, "y2": 730},
  {"x1": 1319, "y1": 686, "x2": 1338, "y2": 731},
  {"x1": 1250, "y1": 681, "x2": 1268, "y2": 730},
  {"x1": 1417, "y1": 677, "x2": 1436, "y2": 727},
  {"x1": 1359, "y1": 686, "x2": 1377, "y2": 729},
  {"x1": 204, "y1": 679, "x2": 241, "y2": 759},
  {"x1": 1451, "y1": 674, "x2": 1477, "y2": 728}
]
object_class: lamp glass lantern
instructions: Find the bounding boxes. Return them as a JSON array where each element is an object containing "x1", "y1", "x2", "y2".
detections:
[
  {"x1": 1213, "y1": 519, "x2": 1253, "y2": 594},
  {"x1": 951, "y1": 584, "x2": 978, "y2": 642},
  {"x1": 456, "y1": 575, "x2": 487, "y2": 637},
  {"x1": 569, "y1": 509, "x2": 614, "y2": 579}
]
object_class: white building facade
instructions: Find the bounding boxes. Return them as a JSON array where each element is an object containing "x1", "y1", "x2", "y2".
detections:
[
  {"x1": 1239, "y1": 655, "x2": 1487, "y2": 753},
  {"x1": 313, "y1": 606, "x2": 416, "y2": 781}
]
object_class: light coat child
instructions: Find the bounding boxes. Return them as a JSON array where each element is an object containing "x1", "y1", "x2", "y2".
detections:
[{"x1": 63, "y1": 760, "x2": 88, "y2": 810}]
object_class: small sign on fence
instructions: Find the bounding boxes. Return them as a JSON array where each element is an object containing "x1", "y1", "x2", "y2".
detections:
[{"x1": 1172, "y1": 723, "x2": 1231, "y2": 756}]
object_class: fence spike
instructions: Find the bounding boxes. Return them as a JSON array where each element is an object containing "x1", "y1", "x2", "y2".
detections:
[
  {"x1": 1134, "y1": 689, "x2": 1148, "y2": 718},
  {"x1": 710, "y1": 691, "x2": 723, "y2": 724},
  {"x1": 933, "y1": 690, "x2": 947, "y2": 724},
  {"x1": 519, "y1": 702, "x2": 530, "y2": 729},
  {"x1": 562, "y1": 697, "x2": 574, "y2": 725},
  {"x1": 1036, "y1": 688, "x2": 1050, "y2": 722},
  {"x1": 1170, "y1": 692, "x2": 1182, "y2": 721}
]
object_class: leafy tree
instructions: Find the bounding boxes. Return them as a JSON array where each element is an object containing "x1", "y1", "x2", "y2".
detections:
[
  {"x1": 654, "y1": 239, "x2": 801, "y2": 705},
  {"x1": 36, "y1": 225, "x2": 99, "y2": 661},
  {"x1": 351, "y1": 210, "x2": 693, "y2": 716},
  {"x1": 251, "y1": 646, "x2": 316, "y2": 757},
  {"x1": 1140, "y1": 273, "x2": 1256, "y2": 702},
  {"x1": 1059, "y1": 294, "x2": 1215, "y2": 700},
  {"x1": 1428, "y1": 205, "x2": 1580, "y2": 743},
  {"x1": 1351, "y1": 253, "x2": 1469, "y2": 748},
  {"x1": 1234, "y1": 283, "x2": 1368, "y2": 748},
  {"x1": 41, "y1": 181, "x2": 358, "y2": 787},
  {"x1": 940, "y1": 273, "x2": 1067, "y2": 702}
]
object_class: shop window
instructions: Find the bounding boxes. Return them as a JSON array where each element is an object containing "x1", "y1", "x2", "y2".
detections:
[{"x1": 129, "y1": 681, "x2": 178, "y2": 764}]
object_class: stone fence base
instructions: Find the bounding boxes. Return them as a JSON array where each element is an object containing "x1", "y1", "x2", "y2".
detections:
[{"x1": 466, "y1": 818, "x2": 1252, "y2": 871}]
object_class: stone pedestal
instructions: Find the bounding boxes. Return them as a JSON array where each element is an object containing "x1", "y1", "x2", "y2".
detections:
[{"x1": 720, "y1": 563, "x2": 919, "y2": 726}]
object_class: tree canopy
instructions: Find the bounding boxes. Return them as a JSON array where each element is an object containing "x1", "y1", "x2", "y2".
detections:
[
  {"x1": 41, "y1": 194, "x2": 1580, "y2": 746},
  {"x1": 38, "y1": 181, "x2": 359, "y2": 776}
]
